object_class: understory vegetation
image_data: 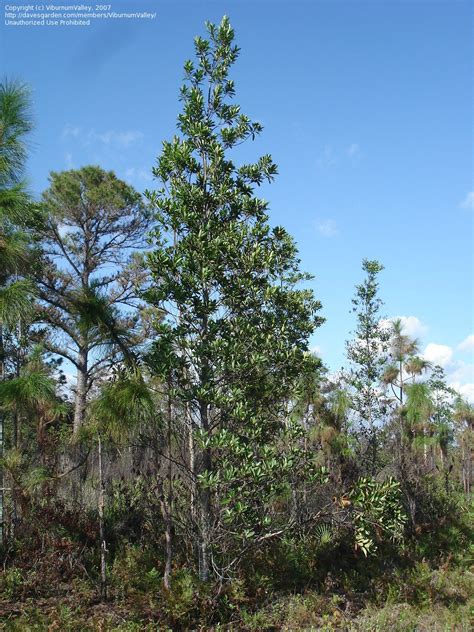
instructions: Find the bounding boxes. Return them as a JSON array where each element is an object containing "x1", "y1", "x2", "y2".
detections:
[{"x1": 0, "y1": 17, "x2": 473, "y2": 631}]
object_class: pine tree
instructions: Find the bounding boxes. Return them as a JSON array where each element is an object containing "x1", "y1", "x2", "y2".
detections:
[
  {"x1": 346, "y1": 259, "x2": 389, "y2": 474},
  {"x1": 38, "y1": 166, "x2": 150, "y2": 432},
  {"x1": 0, "y1": 80, "x2": 42, "y2": 542}
]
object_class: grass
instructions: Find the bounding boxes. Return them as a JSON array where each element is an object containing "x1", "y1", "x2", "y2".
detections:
[
  {"x1": 1, "y1": 561, "x2": 472, "y2": 630},
  {"x1": 1, "y1": 498, "x2": 473, "y2": 631}
]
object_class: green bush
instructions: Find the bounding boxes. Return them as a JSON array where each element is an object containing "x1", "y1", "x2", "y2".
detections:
[{"x1": 0, "y1": 567, "x2": 24, "y2": 599}]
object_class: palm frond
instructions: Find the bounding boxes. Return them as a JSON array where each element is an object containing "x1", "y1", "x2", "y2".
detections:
[{"x1": 314, "y1": 523, "x2": 334, "y2": 547}]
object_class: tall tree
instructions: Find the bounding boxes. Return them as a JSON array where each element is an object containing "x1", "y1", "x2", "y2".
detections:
[
  {"x1": 346, "y1": 259, "x2": 389, "y2": 474},
  {"x1": 453, "y1": 398, "x2": 474, "y2": 495},
  {"x1": 145, "y1": 17, "x2": 323, "y2": 581},
  {"x1": 0, "y1": 79, "x2": 39, "y2": 354},
  {"x1": 37, "y1": 166, "x2": 150, "y2": 432},
  {"x1": 0, "y1": 79, "x2": 41, "y2": 542},
  {"x1": 382, "y1": 318, "x2": 430, "y2": 472},
  {"x1": 425, "y1": 365, "x2": 455, "y2": 473}
]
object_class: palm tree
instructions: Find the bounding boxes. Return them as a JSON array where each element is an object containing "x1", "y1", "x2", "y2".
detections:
[
  {"x1": 300, "y1": 374, "x2": 351, "y2": 483},
  {"x1": 383, "y1": 319, "x2": 419, "y2": 402},
  {"x1": 405, "y1": 356, "x2": 431, "y2": 383},
  {"x1": 382, "y1": 319, "x2": 430, "y2": 476}
]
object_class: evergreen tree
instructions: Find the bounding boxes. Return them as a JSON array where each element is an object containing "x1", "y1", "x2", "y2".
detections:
[
  {"x1": 145, "y1": 17, "x2": 323, "y2": 580},
  {"x1": 346, "y1": 259, "x2": 389, "y2": 474},
  {"x1": 38, "y1": 166, "x2": 150, "y2": 432},
  {"x1": 0, "y1": 80, "x2": 42, "y2": 542}
]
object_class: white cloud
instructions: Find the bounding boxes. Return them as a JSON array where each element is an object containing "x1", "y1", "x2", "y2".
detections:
[
  {"x1": 347, "y1": 143, "x2": 360, "y2": 157},
  {"x1": 379, "y1": 316, "x2": 474, "y2": 402},
  {"x1": 460, "y1": 191, "x2": 474, "y2": 209},
  {"x1": 447, "y1": 361, "x2": 474, "y2": 384},
  {"x1": 458, "y1": 334, "x2": 474, "y2": 353},
  {"x1": 449, "y1": 381, "x2": 474, "y2": 403},
  {"x1": 399, "y1": 316, "x2": 428, "y2": 339},
  {"x1": 387, "y1": 315, "x2": 428, "y2": 339},
  {"x1": 446, "y1": 361, "x2": 474, "y2": 403},
  {"x1": 310, "y1": 344, "x2": 322, "y2": 356},
  {"x1": 62, "y1": 125, "x2": 144, "y2": 148},
  {"x1": 96, "y1": 130, "x2": 144, "y2": 147},
  {"x1": 423, "y1": 342, "x2": 453, "y2": 368},
  {"x1": 316, "y1": 219, "x2": 339, "y2": 237}
]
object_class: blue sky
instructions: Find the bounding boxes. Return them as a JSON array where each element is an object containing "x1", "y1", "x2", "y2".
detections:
[{"x1": 2, "y1": 0, "x2": 473, "y2": 398}]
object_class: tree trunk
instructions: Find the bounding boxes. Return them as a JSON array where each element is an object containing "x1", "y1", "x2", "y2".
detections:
[
  {"x1": 74, "y1": 348, "x2": 88, "y2": 433},
  {"x1": 198, "y1": 485, "x2": 211, "y2": 582},
  {"x1": 197, "y1": 399, "x2": 211, "y2": 582},
  {"x1": 162, "y1": 388, "x2": 173, "y2": 590},
  {"x1": 98, "y1": 435, "x2": 107, "y2": 600},
  {"x1": 187, "y1": 402, "x2": 196, "y2": 522},
  {"x1": 398, "y1": 361, "x2": 406, "y2": 476},
  {"x1": 370, "y1": 425, "x2": 377, "y2": 476}
]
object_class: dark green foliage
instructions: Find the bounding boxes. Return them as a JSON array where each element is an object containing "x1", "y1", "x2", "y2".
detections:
[
  {"x1": 350, "y1": 477, "x2": 406, "y2": 556},
  {"x1": 145, "y1": 16, "x2": 324, "y2": 579},
  {"x1": 346, "y1": 259, "x2": 389, "y2": 474}
]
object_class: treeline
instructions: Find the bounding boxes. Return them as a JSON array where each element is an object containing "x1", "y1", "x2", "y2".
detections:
[{"x1": 0, "y1": 17, "x2": 472, "y2": 629}]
